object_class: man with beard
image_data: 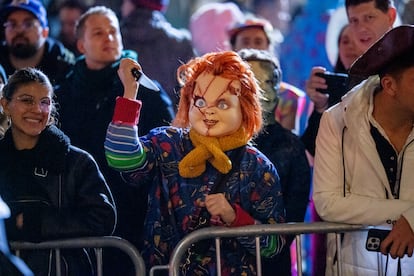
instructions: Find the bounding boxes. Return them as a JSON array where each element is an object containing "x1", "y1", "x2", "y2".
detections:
[{"x1": 0, "y1": 0, "x2": 75, "y2": 85}]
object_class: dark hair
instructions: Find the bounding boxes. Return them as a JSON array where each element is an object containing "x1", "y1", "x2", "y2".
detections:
[
  {"x1": 3, "y1": 68, "x2": 51, "y2": 98},
  {"x1": 379, "y1": 51, "x2": 414, "y2": 79},
  {"x1": 345, "y1": 0, "x2": 394, "y2": 13},
  {"x1": 334, "y1": 25, "x2": 349, "y2": 74},
  {"x1": 59, "y1": 0, "x2": 88, "y2": 12},
  {"x1": 2, "y1": 67, "x2": 57, "y2": 120}
]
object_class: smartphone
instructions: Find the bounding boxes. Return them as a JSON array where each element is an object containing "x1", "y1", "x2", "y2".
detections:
[
  {"x1": 315, "y1": 71, "x2": 349, "y2": 106},
  {"x1": 365, "y1": 229, "x2": 390, "y2": 252}
]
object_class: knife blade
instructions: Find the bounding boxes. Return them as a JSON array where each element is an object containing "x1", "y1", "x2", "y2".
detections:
[{"x1": 131, "y1": 68, "x2": 160, "y2": 91}]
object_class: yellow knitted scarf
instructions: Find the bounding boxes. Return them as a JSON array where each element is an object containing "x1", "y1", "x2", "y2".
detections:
[{"x1": 179, "y1": 128, "x2": 248, "y2": 178}]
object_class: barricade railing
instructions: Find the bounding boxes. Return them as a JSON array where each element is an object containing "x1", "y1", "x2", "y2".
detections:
[
  {"x1": 166, "y1": 221, "x2": 366, "y2": 276},
  {"x1": 10, "y1": 236, "x2": 146, "y2": 276}
]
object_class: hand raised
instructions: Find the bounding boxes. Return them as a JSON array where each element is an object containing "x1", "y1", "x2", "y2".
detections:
[
  {"x1": 118, "y1": 58, "x2": 141, "y2": 99},
  {"x1": 305, "y1": 66, "x2": 329, "y2": 113}
]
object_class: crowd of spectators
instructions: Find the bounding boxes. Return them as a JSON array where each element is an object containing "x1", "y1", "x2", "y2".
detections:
[{"x1": 1, "y1": 0, "x2": 414, "y2": 275}]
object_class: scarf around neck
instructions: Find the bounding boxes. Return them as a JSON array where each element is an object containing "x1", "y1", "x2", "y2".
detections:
[{"x1": 179, "y1": 128, "x2": 248, "y2": 178}]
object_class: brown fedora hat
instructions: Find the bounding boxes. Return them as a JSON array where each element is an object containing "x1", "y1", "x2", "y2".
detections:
[{"x1": 349, "y1": 25, "x2": 414, "y2": 78}]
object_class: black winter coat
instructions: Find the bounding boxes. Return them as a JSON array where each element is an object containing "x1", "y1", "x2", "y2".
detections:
[
  {"x1": 54, "y1": 50, "x2": 174, "y2": 255},
  {"x1": 0, "y1": 38, "x2": 75, "y2": 86},
  {"x1": 254, "y1": 123, "x2": 311, "y2": 276},
  {"x1": 55, "y1": 50, "x2": 174, "y2": 275},
  {"x1": 0, "y1": 125, "x2": 116, "y2": 275}
]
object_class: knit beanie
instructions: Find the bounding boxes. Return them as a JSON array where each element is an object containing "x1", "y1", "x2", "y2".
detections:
[{"x1": 132, "y1": 0, "x2": 169, "y2": 11}]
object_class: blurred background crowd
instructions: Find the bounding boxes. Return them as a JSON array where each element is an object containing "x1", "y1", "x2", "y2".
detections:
[
  {"x1": 16, "y1": 0, "x2": 414, "y2": 90},
  {"x1": 1, "y1": 0, "x2": 414, "y2": 275}
]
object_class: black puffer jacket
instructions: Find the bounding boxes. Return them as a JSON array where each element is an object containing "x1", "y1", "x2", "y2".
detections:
[{"x1": 0, "y1": 125, "x2": 116, "y2": 275}]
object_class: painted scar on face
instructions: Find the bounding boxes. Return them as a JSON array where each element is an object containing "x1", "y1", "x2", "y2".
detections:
[{"x1": 192, "y1": 77, "x2": 239, "y2": 117}]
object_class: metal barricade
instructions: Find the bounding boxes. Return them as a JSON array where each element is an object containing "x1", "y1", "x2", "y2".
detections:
[
  {"x1": 10, "y1": 236, "x2": 146, "y2": 276},
  {"x1": 167, "y1": 221, "x2": 366, "y2": 276}
]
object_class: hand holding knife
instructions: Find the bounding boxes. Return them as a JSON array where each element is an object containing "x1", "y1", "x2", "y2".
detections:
[{"x1": 131, "y1": 68, "x2": 160, "y2": 91}]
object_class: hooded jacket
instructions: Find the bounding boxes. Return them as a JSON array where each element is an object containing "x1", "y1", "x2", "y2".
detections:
[
  {"x1": 313, "y1": 76, "x2": 414, "y2": 275},
  {"x1": 0, "y1": 37, "x2": 75, "y2": 86},
  {"x1": 0, "y1": 125, "x2": 116, "y2": 275}
]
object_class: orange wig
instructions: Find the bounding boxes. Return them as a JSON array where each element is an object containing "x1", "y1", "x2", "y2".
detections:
[{"x1": 173, "y1": 51, "x2": 262, "y2": 140}]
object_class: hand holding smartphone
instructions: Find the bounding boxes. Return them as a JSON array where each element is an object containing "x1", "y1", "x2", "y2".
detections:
[
  {"x1": 315, "y1": 71, "x2": 349, "y2": 106},
  {"x1": 366, "y1": 228, "x2": 390, "y2": 252}
]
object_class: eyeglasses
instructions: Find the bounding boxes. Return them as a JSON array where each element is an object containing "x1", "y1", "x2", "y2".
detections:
[
  {"x1": 3, "y1": 20, "x2": 39, "y2": 32},
  {"x1": 11, "y1": 95, "x2": 52, "y2": 111}
]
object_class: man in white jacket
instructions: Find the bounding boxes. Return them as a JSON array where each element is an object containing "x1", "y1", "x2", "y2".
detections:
[{"x1": 313, "y1": 25, "x2": 414, "y2": 275}]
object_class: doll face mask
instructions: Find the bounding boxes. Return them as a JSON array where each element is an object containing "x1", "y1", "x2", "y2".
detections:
[{"x1": 189, "y1": 72, "x2": 243, "y2": 137}]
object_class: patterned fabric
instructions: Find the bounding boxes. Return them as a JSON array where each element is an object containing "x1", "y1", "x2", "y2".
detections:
[
  {"x1": 254, "y1": 122, "x2": 311, "y2": 275},
  {"x1": 178, "y1": 128, "x2": 248, "y2": 177},
  {"x1": 279, "y1": 0, "x2": 343, "y2": 90},
  {"x1": 55, "y1": 50, "x2": 175, "y2": 276},
  {"x1": 276, "y1": 81, "x2": 311, "y2": 135},
  {"x1": 105, "y1": 123, "x2": 286, "y2": 275}
]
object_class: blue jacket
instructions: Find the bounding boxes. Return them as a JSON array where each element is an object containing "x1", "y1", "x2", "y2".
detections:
[{"x1": 105, "y1": 124, "x2": 286, "y2": 275}]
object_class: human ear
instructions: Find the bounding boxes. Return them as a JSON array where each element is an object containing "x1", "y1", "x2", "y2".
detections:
[
  {"x1": 381, "y1": 76, "x2": 397, "y2": 96},
  {"x1": 0, "y1": 98, "x2": 9, "y2": 116},
  {"x1": 77, "y1": 39, "x2": 85, "y2": 54},
  {"x1": 388, "y1": 7, "x2": 397, "y2": 26},
  {"x1": 42, "y1": 27, "x2": 49, "y2": 38}
]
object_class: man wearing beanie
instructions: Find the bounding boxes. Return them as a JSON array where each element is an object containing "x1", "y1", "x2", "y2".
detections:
[
  {"x1": 120, "y1": 0, "x2": 195, "y2": 110},
  {"x1": 0, "y1": 0, "x2": 75, "y2": 85}
]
